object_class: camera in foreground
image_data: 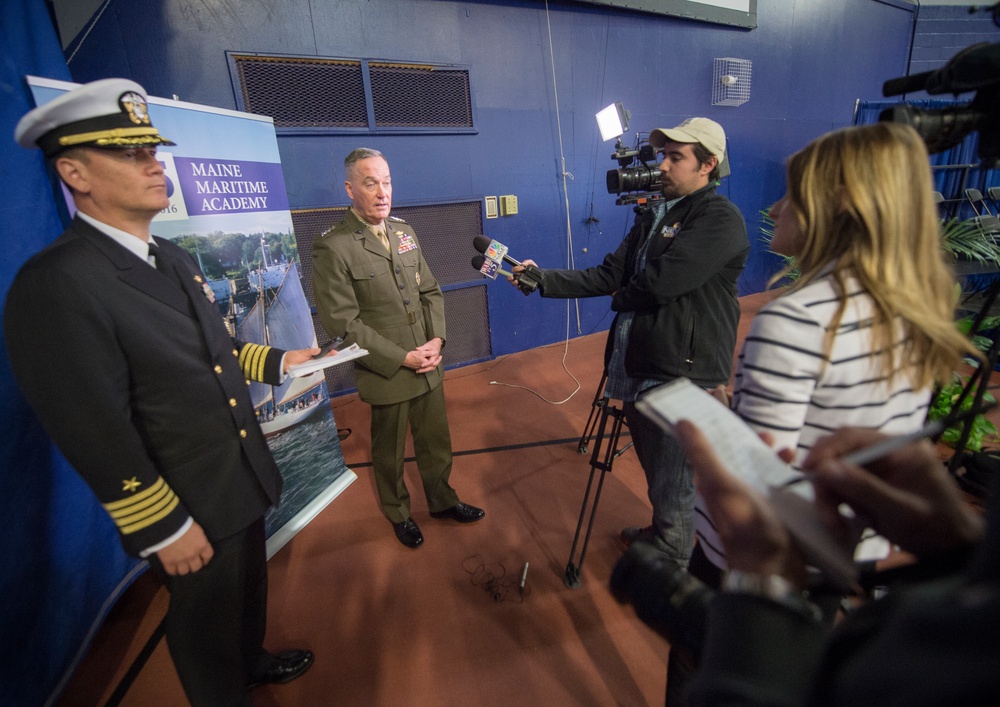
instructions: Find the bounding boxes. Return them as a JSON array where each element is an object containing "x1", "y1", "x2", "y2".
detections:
[
  {"x1": 610, "y1": 541, "x2": 713, "y2": 667},
  {"x1": 881, "y1": 42, "x2": 1000, "y2": 167}
]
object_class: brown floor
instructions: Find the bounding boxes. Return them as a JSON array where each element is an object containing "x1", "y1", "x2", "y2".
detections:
[
  {"x1": 55, "y1": 291, "x2": 784, "y2": 707},
  {"x1": 55, "y1": 290, "x2": 998, "y2": 706}
]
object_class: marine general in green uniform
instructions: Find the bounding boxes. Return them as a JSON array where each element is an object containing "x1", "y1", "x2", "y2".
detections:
[{"x1": 311, "y1": 148, "x2": 485, "y2": 548}]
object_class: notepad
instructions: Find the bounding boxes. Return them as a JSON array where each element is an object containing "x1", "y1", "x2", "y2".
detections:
[
  {"x1": 287, "y1": 343, "x2": 368, "y2": 378},
  {"x1": 635, "y1": 378, "x2": 858, "y2": 590}
]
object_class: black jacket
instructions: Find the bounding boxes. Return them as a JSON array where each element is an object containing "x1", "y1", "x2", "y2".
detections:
[
  {"x1": 539, "y1": 184, "x2": 748, "y2": 387},
  {"x1": 4, "y1": 218, "x2": 285, "y2": 555}
]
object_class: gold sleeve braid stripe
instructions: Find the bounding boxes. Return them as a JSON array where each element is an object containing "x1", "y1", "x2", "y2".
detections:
[
  {"x1": 102, "y1": 477, "x2": 181, "y2": 535},
  {"x1": 238, "y1": 342, "x2": 271, "y2": 381}
]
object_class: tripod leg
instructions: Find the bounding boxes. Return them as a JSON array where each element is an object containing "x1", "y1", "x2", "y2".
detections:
[
  {"x1": 565, "y1": 403, "x2": 626, "y2": 588},
  {"x1": 578, "y1": 371, "x2": 608, "y2": 454}
]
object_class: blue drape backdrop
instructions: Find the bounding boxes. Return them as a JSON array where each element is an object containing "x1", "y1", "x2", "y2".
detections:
[{"x1": 0, "y1": 1, "x2": 144, "y2": 705}]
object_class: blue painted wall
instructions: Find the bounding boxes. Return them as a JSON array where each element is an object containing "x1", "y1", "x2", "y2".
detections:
[
  {"x1": 64, "y1": 0, "x2": 918, "y2": 357},
  {"x1": 911, "y1": 2, "x2": 999, "y2": 76}
]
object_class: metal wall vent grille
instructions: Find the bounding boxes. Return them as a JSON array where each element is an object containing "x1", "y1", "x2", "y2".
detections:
[
  {"x1": 291, "y1": 201, "x2": 490, "y2": 396},
  {"x1": 230, "y1": 54, "x2": 473, "y2": 132},
  {"x1": 232, "y1": 55, "x2": 368, "y2": 128},
  {"x1": 370, "y1": 63, "x2": 473, "y2": 128}
]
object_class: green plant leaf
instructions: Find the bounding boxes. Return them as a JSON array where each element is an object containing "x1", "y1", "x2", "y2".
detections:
[
  {"x1": 929, "y1": 374, "x2": 998, "y2": 450},
  {"x1": 759, "y1": 209, "x2": 800, "y2": 280},
  {"x1": 940, "y1": 217, "x2": 1000, "y2": 264}
]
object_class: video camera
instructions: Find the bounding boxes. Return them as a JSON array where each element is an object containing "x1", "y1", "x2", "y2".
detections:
[
  {"x1": 605, "y1": 136, "x2": 663, "y2": 207},
  {"x1": 609, "y1": 542, "x2": 712, "y2": 667},
  {"x1": 881, "y1": 42, "x2": 1000, "y2": 168}
]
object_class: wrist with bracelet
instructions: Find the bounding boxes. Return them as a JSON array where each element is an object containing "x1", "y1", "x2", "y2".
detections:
[{"x1": 722, "y1": 570, "x2": 823, "y2": 621}]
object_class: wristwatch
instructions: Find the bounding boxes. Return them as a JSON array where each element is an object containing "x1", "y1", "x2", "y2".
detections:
[{"x1": 723, "y1": 570, "x2": 822, "y2": 621}]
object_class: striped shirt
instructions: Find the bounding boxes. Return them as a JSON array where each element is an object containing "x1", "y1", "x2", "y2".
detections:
[{"x1": 695, "y1": 271, "x2": 931, "y2": 569}]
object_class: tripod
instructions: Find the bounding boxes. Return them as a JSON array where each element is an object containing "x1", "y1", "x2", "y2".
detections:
[{"x1": 565, "y1": 373, "x2": 633, "y2": 588}]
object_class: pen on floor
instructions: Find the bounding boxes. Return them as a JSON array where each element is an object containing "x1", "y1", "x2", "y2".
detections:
[
  {"x1": 519, "y1": 562, "x2": 529, "y2": 595},
  {"x1": 841, "y1": 400, "x2": 997, "y2": 467}
]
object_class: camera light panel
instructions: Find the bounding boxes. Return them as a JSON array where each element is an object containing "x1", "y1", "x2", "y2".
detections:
[{"x1": 596, "y1": 102, "x2": 627, "y2": 141}]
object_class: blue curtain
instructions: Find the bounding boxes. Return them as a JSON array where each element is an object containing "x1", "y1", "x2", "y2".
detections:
[
  {"x1": 0, "y1": 1, "x2": 144, "y2": 704},
  {"x1": 854, "y1": 99, "x2": 1000, "y2": 220}
]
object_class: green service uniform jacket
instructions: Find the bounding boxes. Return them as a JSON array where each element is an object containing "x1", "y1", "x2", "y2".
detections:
[{"x1": 311, "y1": 210, "x2": 446, "y2": 405}]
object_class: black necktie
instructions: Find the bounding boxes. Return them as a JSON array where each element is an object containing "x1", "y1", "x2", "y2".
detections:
[
  {"x1": 148, "y1": 241, "x2": 185, "y2": 288},
  {"x1": 147, "y1": 240, "x2": 162, "y2": 266}
]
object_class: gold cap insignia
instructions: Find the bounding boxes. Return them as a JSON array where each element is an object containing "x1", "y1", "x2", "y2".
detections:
[{"x1": 119, "y1": 91, "x2": 151, "y2": 126}]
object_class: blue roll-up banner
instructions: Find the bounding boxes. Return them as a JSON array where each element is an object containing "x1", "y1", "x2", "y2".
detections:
[{"x1": 23, "y1": 75, "x2": 354, "y2": 700}]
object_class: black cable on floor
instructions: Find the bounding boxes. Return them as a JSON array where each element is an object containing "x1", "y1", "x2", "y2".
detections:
[
  {"x1": 103, "y1": 619, "x2": 166, "y2": 707},
  {"x1": 345, "y1": 432, "x2": 631, "y2": 469},
  {"x1": 462, "y1": 554, "x2": 530, "y2": 603}
]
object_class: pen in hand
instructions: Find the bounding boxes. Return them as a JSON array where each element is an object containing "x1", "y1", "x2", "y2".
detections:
[
  {"x1": 841, "y1": 400, "x2": 996, "y2": 467},
  {"x1": 312, "y1": 336, "x2": 344, "y2": 359},
  {"x1": 781, "y1": 400, "x2": 996, "y2": 488}
]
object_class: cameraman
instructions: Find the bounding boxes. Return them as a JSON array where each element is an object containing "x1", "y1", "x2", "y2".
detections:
[
  {"x1": 513, "y1": 118, "x2": 749, "y2": 569},
  {"x1": 675, "y1": 421, "x2": 995, "y2": 706}
]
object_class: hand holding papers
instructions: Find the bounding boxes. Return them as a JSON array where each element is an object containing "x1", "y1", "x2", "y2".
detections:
[
  {"x1": 635, "y1": 378, "x2": 859, "y2": 590},
  {"x1": 288, "y1": 343, "x2": 367, "y2": 378}
]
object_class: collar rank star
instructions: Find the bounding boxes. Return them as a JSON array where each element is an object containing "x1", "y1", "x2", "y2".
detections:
[
  {"x1": 397, "y1": 232, "x2": 417, "y2": 254},
  {"x1": 661, "y1": 222, "x2": 680, "y2": 238},
  {"x1": 122, "y1": 476, "x2": 142, "y2": 493}
]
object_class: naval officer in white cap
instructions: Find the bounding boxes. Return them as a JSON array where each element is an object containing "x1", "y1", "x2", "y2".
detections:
[{"x1": 6, "y1": 78, "x2": 316, "y2": 705}]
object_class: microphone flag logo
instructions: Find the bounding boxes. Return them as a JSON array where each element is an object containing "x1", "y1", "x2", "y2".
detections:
[
  {"x1": 479, "y1": 258, "x2": 501, "y2": 279},
  {"x1": 485, "y1": 240, "x2": 508, "y2": 262}
]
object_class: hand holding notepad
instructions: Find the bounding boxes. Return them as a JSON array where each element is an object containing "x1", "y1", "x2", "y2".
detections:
[
  {"x1": 635, "y1": 378, "x2": 859, "y2": 589},
  {"x1": 287, "y1": 343, "x2": 368, "y2": 378}
]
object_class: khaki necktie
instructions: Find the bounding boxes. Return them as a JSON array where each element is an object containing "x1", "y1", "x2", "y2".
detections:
[{"x1": 375, "y1": 227, "x2": 390, "y2": 253}]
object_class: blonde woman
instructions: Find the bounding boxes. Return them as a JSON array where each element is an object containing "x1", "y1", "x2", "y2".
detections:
[{"x1": 692, "y1": 122, "x2": 978, "y2": 578}]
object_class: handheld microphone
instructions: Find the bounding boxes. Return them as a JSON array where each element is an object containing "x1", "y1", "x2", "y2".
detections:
[
  {"x1": 471, "y1": 254, "x2": 514, "y2": 279},
  {"x1": 471, "y1": 255, "x2": 534, "y2": 296},
  {"x1": 473, "y1": 234, "x2": 523, "y2": 266},
  {"x1": 471, "y1": 235, "x2": 543, "y2": 294}
]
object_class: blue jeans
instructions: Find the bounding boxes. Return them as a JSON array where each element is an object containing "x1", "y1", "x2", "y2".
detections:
[{"x1": 624, "y1": 400, "x2": 695, "y2": 567}]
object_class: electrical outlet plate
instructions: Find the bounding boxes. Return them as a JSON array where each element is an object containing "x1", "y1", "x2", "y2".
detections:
[
  {"x1": 500, "y1": 195, "x2": 518, "y2": 216},
  {"x1": 485, "y1": 196, "x2": 498, "y2": 219}
]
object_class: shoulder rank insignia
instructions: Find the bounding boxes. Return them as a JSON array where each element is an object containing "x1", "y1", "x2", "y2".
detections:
[{"x1": 388, "y1": 215, "x2": 406, "y2": 223}]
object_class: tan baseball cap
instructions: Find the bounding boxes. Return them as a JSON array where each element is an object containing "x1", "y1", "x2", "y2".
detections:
[
  {"x1": 649, "y1": 117, "x2": 726, "y2": 161},
  {"x1": 15, "y1": 78, "x2": 175, "y2": 158}
]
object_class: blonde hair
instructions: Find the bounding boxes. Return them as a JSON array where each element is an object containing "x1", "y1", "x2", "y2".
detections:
[{"x1": 776, "y1": 122, "x2": 976, "y2": 389}]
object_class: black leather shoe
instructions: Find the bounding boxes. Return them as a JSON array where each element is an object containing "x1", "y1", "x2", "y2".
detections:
[
  {"x1": 393, "y1": 518, "x2": 424, "y2": 548},
  {"x1": 248, "y1": 649, "x2": 314, "y2": 688},
  {"x1": 430, "y1": 502, "x2": 485, "y2": 523}
]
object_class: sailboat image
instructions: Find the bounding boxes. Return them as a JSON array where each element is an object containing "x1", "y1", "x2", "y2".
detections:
[{"x1": 234, "y1": 239, "x2": 329, "y2": 439}]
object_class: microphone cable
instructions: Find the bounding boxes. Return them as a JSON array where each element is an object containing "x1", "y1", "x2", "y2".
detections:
[{"x1": 462, "y1": 554, "x2": 531, "y2": 603}]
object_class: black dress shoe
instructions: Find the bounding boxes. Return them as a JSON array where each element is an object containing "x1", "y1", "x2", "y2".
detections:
[
  {"x1": 392, "y1": 518, "x2": 424, "y2": 548},
  {"x1": 430, "y1": 502, "x2": 485, "y2": 523},
  {"x1": 248, "y1": 649, "x2": 314, "y2": 688}
]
